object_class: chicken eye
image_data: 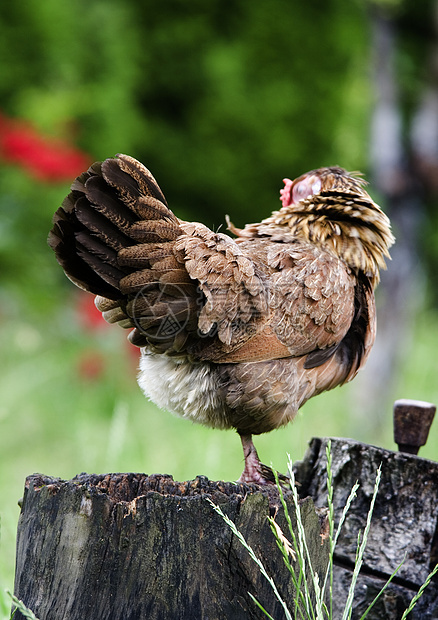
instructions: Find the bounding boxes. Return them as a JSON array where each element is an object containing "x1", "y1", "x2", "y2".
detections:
[{"x1": 292, "y1": 176, "x2": 321, "y2": 204}]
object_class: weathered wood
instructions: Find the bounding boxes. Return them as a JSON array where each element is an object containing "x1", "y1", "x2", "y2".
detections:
[
  {"x1": 13, "y1": 437, "x2": 438, "y2": 619},
  {"x1": 13, "y1": 473, "x2": 329, "y2": 620},
  {"x1": 294, "y1": 437, "x2": 438, "y2": 619},
  {"x1": 393, "y1": 398, "x2": 436, "y2": 454}
]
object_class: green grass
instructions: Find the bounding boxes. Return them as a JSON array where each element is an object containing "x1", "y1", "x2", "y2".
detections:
[
  {"x1": 1, "y1": 296, "x2": 438, "y2": 617},
  {"x1": 7, "y1": 592, "x2": 39, "y2": 620},
  {"x1": 211, "y1": 443, "x2": 438, "y2": 619},
  {"x1": 209, "y1": 446, "x2": 383, "y2": 619}
]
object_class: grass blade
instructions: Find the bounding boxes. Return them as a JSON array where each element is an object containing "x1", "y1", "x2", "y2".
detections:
[
  {"x1": 320, "y1": 441, "x2": 358, "y2": 616},
  {"x1": 271, "y1": 469, "x2": 310, "y2": 619},
  {"x1": 341, "y1": 465, "x2": 382, "y2": 620},
  {"x1": 286, "y1": 456, "x2": 325, "y2": 620},
  {"x1": 267, "y1": 512, "x2": 308, "y2": 620},
  {"x1": 400, "y1": 562, "x2": 438, "y2": 619},
  {"x1": 358, "y1": 557, "x2": 405, "y2": 619},
  {"x1": 325, "y1": 439, "x2": 335, "y2": 619},
  {"x1": 270, "y1": 471, "x2": 308, "y2": 619},
  {"x1": 207, "y1": 498, "x2": 293, "y2": 620},
  {"x1": 7, "y1": 591, "x2": 39, "y2": 620},
  {"x1": 248, "y1": 593, "x2": 276, "y2": 620}
]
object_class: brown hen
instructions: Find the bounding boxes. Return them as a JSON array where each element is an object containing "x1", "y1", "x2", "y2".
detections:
[{"x1": 48, "y1": 155, "x2": 394, "y2": 484}]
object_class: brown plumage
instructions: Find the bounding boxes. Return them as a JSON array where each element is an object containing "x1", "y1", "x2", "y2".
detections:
[{"x1": 49, "y1": 155, "x2": 394, "y2": 484}]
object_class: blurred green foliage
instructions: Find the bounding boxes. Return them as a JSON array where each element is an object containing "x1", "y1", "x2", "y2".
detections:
[
  {"x1": 0, "y1": 0, "x2": 374, "y2": 315},
  {"x1": 0, "y1": 0, "x2": 371, "y2": 240},
  {"x1": 1, "y1": 1, "x2": 438, "y2": 614}
]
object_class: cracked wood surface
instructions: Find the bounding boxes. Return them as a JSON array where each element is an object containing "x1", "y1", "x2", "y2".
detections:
[
  {"x1": 294, "y1": 437, "x2": 438, "y2": 619},
  {"x1": 13, "y1": 473, "x2": 328, "y2": 620},
  {"x1": 13, "y1": 437, "x2": 438, "y2": 619}
]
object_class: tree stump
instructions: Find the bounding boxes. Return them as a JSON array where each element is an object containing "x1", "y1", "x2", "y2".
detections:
[
  {"x1": 294, "y1": 437, "x2": 438, "y2": 619},
  {"x1": 13, "y1": 473, "x2": 329, "y2": 620},
  {"x1": 13, "y1": 437, "x2": 438, "y2": 619}
]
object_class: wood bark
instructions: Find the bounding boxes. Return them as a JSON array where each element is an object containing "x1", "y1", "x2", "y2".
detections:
[
  {"x1": 294, "y1": 437, "x2": 438, "y2": 619},
  {"x1": 13, "y1": 437, "x2": 438, "y2": 619},
  {"x1": 13, "y1": 473, "x2": 328, "y2": 620}
]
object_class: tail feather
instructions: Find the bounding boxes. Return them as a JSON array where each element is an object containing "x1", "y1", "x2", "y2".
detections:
[
  {"x1": 75, "y1": 233, "x2": 125, "y2": 290},
  {"x1": 75, "y1": 199, "x2": 130, "y2": 252},
  {"x1": 133, "y1": 196, "x2": 176, "y2": 222},
  {"x1": 118, "y1": 242, "x2": 178, "y2": 268},
  {"x1": 128, "y1": 220, "x2": 182, "y2": 243},
  {"x1": 48, "y1": 154, "x2": 181, "y2": 301},
  {"x1": 49, "y1": 153, "x2": 200, "y2": 352},
  {"x1": 83, "y1": 175, "x2": 138, "y2": 232},
  {"x1": 101, "y1": 155, "x2": 170, "y2": 213},
  {"x1": 49, "y1": 209, "x2": 121, "y2": 300}
]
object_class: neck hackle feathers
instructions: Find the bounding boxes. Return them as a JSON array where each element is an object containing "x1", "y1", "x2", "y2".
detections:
[{"x1": 235, "y1": 167, "x2": 395, "y2": 286}]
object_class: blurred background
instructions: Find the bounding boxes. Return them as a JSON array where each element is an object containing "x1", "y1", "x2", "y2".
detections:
[{"x1": 1, "y1": 0, "x2": 438, "y2": 612}]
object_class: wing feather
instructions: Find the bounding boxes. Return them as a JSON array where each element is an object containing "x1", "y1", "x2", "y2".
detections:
[
  {"x1": 267, "y1": 243, "x2": 356, "y2": 357},
  {"x1": 175, "y1": 222, "x2": 270, "y2": 349}
]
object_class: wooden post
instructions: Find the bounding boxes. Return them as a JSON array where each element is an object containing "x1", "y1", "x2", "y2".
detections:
[
  {"x1": 393, "y1": 398, "x2": 436, "y2": 455},
  {"x1": 13, "y1": 473, "x2": 329, "y2": 620},
  {"x1": 294, "y1": 436, "x2": 438, "y2": 619}
]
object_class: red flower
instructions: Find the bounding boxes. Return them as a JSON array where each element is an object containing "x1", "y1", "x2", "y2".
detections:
[
  {"x1": 0, "y1": 112, "x2": 91, "y2": 182},
  {"x1": 77, "y1": 351, "x2": 105, "y2": 381},
  {"x1": 76, "y1": 291, "x2": 109, "y2": 332}
]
